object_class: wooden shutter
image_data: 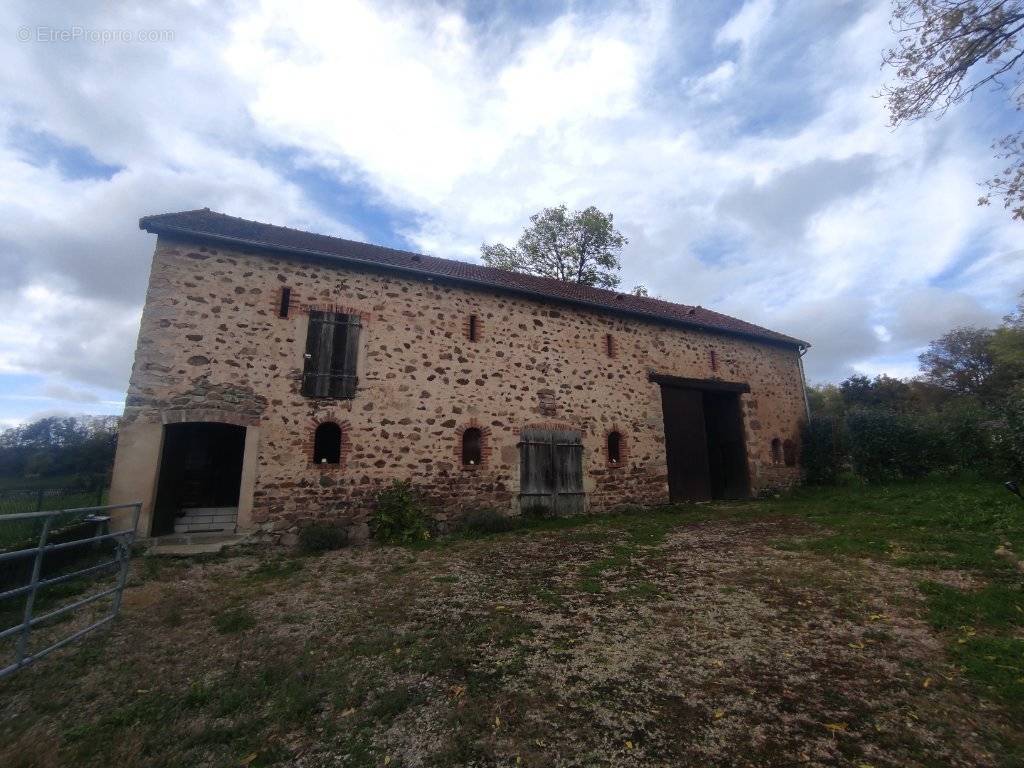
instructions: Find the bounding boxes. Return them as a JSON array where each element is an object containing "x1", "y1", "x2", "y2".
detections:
[
  {"x1": 519, "y1": 428, "x2": 584, "y2": 516},
  {"x1": 334, "y1": 315, "x2": 361, "y2": 398},
  {"x1": 302, "y1": 311, "x2": 361, "y2": 399}
]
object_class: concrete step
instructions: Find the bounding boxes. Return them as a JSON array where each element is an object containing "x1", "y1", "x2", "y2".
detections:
[{"x1": 146, "y1": 532, "x2": 251, "y2": 557}]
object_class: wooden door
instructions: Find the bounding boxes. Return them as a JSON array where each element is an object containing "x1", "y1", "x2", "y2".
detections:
[
  {"x1": 519, "y1": 428, "x2": 584, "y2": 516},
  {"x1": 703, "y1": 391, "x2": 751, "y2": 499},
  {"x1": 660, "y1": 386, "x2": 712, "y2": 502}
]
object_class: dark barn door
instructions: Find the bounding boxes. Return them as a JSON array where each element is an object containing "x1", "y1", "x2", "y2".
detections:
[
  {"x1": 703, "y1": 391, "x2": 751, "y2": 499},
  {"x1": 660, "y1": 387, "x2": 712, "y2": 501},
  {"x1": 659, "y1": 381, "x2": 751, "y2": 503},
  {"x1": 519, "y1": 428, "x2": 584, "y2": 516}
]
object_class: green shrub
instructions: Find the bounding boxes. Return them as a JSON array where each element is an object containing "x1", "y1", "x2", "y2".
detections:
[
  {"x1": 801, "y1": 415, "x2": 844, "y2": 485},
  {"x1": 992, "y1": 386, "x2": 1024, "y2": 476},
  {"x1": 846, "y1": 409, "x2": 935, "y2": 482},
  {"x1": 298, "y1": 521, "x2": 348, "y2": 554},
  {"x1": 371, "y1": 481, "x2": 431, "y2": 543},
  {"x1": 461, "y1": 508, "x2": 519, "y2": 535}
]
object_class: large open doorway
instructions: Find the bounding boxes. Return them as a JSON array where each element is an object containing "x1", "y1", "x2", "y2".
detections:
[
  {"x1": 152, "y1": 422, "x2": 246, "y2": 536},
  {"x1": 656, "y1": 375, "x2": 751, "y2": 503}
]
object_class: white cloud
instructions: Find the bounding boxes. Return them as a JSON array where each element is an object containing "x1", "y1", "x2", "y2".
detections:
[
  {"x1": 0, "y1": 0, "x2": 1019, "y2": 424},
  {"x1": 716, "y1": 0, "x2": 775, "y2": 54}
]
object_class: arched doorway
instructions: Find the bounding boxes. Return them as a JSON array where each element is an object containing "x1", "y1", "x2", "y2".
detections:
[{"x1": 152, "y1": 422, "x2": 247, "y2": 536}]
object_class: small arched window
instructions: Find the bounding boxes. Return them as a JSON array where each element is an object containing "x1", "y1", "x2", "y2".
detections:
[
  {"x1": 462, "y1": 427, "x2": 482, "y2": 466},
  {"x1": 607, "y1": 431, "x2": 622, "y2": 464},
  {"x1": 770, "y1": 437, "x2": 782, "y2": 466},
  {"x1": 313, "y1": 422, "x2": 342, "y2": 464},
  {"x1": 468, "y1": 314, "x2": 479, "y2": 342},
  {"x1": 783, "y1": 439, "x2": 797, "y2": 467}
]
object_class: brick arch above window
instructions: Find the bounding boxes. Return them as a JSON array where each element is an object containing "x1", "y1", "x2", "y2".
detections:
[
  {"x1": 307, "y1": 415, "x2": 352, "y2": 470},
  {"x1": 454, "y1": 421, "x2": 493, "y2": 470}
]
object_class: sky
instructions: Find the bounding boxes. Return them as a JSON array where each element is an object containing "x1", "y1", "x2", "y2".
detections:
[{"x1": 0, "y1": 0, "x2": 1021, "y2": 427}]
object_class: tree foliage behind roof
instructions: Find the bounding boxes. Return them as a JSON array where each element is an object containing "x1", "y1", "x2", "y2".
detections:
[
  {"x1": 882, "y1": 0, "x2": 1024, "y2": 220},
  {"x1": 480, "y1": 204, "x2": 628, "y2": 289}
]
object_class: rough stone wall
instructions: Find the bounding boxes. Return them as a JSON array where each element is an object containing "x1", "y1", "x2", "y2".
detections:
[{"x1": 121, "y1": 236, "x2": 806, "y2": 534}]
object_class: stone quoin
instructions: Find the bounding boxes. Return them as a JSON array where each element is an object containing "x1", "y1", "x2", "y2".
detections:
[{"x1": 108, "y1": 209, "x2": 810, "y2": 541}]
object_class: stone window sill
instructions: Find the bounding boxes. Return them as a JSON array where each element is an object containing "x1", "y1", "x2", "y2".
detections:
[{"x1": 311, "y1": 461, "x2": 343, "y2": 471}]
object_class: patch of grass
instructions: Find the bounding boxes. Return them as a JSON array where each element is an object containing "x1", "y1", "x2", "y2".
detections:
[
  {"x1": 159, "y1": 602, "x2": 184, "y2": 628},
  {"x1": 619, "y1": 580, "x2": 661, "y2": 601},
  {"x1": 920, "y1": 581, "x2": 1024, "y2": 632},
  {"x1": 248, "y1": 556, "x2": 304, "y2": 581},
  {"x1": 949, "y1": 636, "x2": 1024, "y2": 715},
  {"x1": 213, "y1": 606, "x2": 256, "y2": 634},
  {"x1": 763, "y1": 476, "x2": 1024, "y2": 577},
  {"x1": 532, "y1": 587, "x2": 563, "y2": 606},
  {"x1": 368, "y1": 684, "x2": 423, "y2": 722}
]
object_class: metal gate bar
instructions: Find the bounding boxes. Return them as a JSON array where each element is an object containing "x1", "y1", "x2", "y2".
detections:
[{"x1": 0, "y1": 502, "x2": 141, "y2": 679}]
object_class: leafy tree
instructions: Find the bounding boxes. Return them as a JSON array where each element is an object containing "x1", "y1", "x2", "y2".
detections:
[
  {"x1": 0, "y1": 415, "x2": 118, "y2": 482},
  {"x1": 918, "y1": 326, "x2": 997, "y2": 398},
  {"x1": 631, "y1": 285, "x2": 649, "y2": 297},
  {"x1": 481, "y1": 204, "x2": 628, "y2": 289},
  {"x1": 882, "y1": 0, "x2": 1024, "y2": 220},
  {"x1": 807, "y1": 383, "x2": 845, "y2": 419},
  {"x1": 837, "y1": 374, "x2": 915, "y2": 412},
  {"x1": 990, "y1": 291, "x2": 1024, "y2": 377}
]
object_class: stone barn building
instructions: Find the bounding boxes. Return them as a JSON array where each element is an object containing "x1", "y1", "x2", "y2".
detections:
[{"x1": 109, "y1": 209, "x2": 810, "y2": 541}]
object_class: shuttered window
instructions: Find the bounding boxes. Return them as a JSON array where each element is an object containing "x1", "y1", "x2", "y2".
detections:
[
  {"x1": 301, "y1": 311, "x2": 361, "y2": 399},
  {"x1": 519, "y1": 428, "x2": 584, "y2": 516}
]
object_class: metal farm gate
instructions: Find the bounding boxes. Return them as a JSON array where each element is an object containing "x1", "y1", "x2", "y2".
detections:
[
  {"x1": 518, "y1": 428, "x2": 585, "y2": 516},
  {"x1": 0, "y1": 502, "x2": 141, "y2": 679}
]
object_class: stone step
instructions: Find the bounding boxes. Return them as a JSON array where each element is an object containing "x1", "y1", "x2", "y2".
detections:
[{"x1": 173, "y1": 506, "x2": 238, "y2": 534}]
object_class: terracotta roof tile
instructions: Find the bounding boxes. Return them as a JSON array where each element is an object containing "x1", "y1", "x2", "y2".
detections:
[{"x1": 139, "y1": 208, "x2": 809, "y2": 348}]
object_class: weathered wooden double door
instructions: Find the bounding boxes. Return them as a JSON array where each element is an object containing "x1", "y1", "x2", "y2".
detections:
[{"x1": 519, "y1": 428, "x2": 585, "y2": 516}]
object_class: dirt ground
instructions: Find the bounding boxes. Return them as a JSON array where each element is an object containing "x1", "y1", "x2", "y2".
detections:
[{"x1": 0, "y1": 512, "x2": 1020, "y2": 767}]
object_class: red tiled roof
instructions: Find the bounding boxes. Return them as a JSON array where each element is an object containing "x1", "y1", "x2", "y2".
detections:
[{"x1": 139, "y1": 209, "x2": 809, "y2": 348}]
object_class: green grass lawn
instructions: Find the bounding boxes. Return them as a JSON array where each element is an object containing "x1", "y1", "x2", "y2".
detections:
[
  {"x1": 764, "y1": 477, "x2": 1024, "y2": 719},
  {"x1": 0, "y1": 475, "x2": 1021, "y2": 767}
]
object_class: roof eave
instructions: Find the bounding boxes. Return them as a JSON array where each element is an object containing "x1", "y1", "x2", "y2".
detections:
[{"x1": 140, "y1": 219, "x2": 810, "y2": 350}]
